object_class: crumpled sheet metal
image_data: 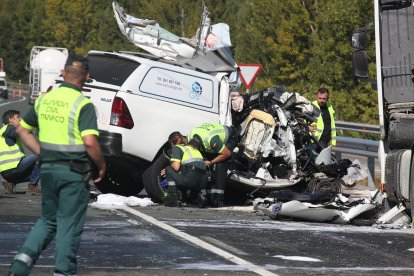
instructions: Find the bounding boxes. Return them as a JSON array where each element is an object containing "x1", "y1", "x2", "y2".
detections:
[{"x1": 256, "y1": 199, "x2": 376, "y2": 224}]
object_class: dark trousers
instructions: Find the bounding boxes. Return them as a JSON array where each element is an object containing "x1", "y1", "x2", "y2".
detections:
[
  {"x1": 1, "y1": 154, "x2": 40, "y2": 185},
  {"x1": 166, "y1": 166, "x2": 207, "y2": 201},
  {"x1": 9, "y1": 163, "x2": 90, "y2": 275}
]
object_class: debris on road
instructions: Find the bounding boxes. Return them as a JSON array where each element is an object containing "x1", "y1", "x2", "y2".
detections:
[{"x1": 90, "y1": 193, "x2": 155, "y2": 208}]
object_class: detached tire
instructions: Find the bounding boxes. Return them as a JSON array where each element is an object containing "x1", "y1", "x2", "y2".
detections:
[
  {"x1": 96, "y1": 156, "x2": 144, "y2": 196},
  {"x1": 143, "y1": 154, "x2": 170, "y2": 203}
]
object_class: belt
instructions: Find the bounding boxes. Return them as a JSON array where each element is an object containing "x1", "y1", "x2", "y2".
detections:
[
  {"x1": 42, "y1": 160, "x2": 72, "y2": 166},
  {"x1": 184, "y1": 165, "x2": 206, "y2": 175}
]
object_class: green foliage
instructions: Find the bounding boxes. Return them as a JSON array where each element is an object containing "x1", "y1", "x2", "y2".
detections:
[{"x1": 0, "y1": 0, "x2": 377, "y2": 125}]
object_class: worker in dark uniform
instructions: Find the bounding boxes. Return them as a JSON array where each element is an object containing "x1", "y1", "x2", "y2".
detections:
[
  {"x1": 164, "y1": 133, "x2": 208, "y2": 207},
  {"x1": 8, "y1": 55, "x2": 106, "y2": 276},
  {"x1": 187, "y1": 122, "x2": 239, "y2": 207}
]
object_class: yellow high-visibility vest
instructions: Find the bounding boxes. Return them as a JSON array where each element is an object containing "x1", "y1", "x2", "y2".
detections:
[
  {"x1": 35, "y1": 86, "x2": 92, "y2": 152},
  {"x1": 172, "y1": 144, "x2": 204, "y2": 164},
  {"x1": 188, "y1": 123, "x2": 227, "y2": 152},
  {"x1": 0, "y1": 124, "x2": 25, "y2": 172},
  {"x1": 312, "y1": 100, "x2": 337, "y2": 146}
]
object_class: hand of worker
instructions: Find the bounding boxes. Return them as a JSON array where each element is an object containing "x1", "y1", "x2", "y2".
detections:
[
  {"x1": 94, "y1": 163, "x2": 107, "y2": 183},
  {"x1": 308, "y1": 125, "x2": 317, "y2": 132}
]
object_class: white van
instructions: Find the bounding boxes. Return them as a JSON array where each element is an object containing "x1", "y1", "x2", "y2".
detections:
[
  {"x1": 53, "y1": 50, "x2": 237, "y2": 196},
  {"x1": 0, "y1": 78, "x2": 8, "y2": 99}
]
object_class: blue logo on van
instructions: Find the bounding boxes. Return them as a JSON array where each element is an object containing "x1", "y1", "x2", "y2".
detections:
[{"x1": 190, "y1": 82, "x2": 202, "y2": 100}]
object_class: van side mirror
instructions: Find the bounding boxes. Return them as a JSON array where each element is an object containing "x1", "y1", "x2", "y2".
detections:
[
  {"x1": 352, "y1": 50, "x2": 369, "y2": 79},
  {"x1": 351, "y1": 30, "x2": 367, "y2": 49}
]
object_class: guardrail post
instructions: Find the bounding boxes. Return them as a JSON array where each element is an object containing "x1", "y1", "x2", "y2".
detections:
[
  {"x1": 367, "y1": 156, "x2": 375, "y2": 189},
  {"x1": 335, "y1": 151, "x2": 342, "y2": 161}
]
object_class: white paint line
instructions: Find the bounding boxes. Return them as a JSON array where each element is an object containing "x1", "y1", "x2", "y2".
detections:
[
  {"x1": 121, "y1": 206, "x2": 278, "y2": 276},
  {"x1": 201, "y1": 236, "x2": 249, "y2": 256},
  {"x1": 273, "y1": 255, "x2": 322, "y2": 262},
  {"x1": 0, "y1": 96, "x2": 26, "y2": 107}
]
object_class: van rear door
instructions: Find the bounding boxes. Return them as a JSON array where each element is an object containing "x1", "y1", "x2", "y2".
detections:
[{"x1": 86, "y1": 52, "x2": 140, "y2": 131}]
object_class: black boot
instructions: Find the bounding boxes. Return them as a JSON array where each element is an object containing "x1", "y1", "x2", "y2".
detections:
[
  {"x1": 163, "y1": 185, "x2": 180, "y2": 207},
  {"x1": 210, "y1": 194, "x2": 224, "y2": 208},
  {"x1": 195, "y1": 193, "x2": 208, "y2": 208}
]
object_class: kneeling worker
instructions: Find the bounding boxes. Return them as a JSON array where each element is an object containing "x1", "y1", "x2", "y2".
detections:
[
  {"x1": 0, "y1": 110, "x2": 40, "y2": 194},
  {"x1": 164, "y1": 133, "x2": 208, "y2": 207},
  {"x1": 188, "y1": 122, "x2": 238, "y2": 207}
]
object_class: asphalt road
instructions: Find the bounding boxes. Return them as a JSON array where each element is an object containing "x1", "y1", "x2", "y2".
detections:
[{"x1": 1, "y1": 182, "x2": 414, "y2": 276}]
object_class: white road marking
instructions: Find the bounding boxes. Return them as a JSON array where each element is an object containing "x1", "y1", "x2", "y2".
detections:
[
  {"x1": 121, "y1": 205, "x2": 278, "y2": 276},
  {"x1": 273, "y1": 255, "x2": 322, "y2": 262},
  {"x1": 201, "y1": 236, "x2": 249, "y2": 256},
  {"x1": 0, "y1": 96, "x2": 26, "y2": 106}
]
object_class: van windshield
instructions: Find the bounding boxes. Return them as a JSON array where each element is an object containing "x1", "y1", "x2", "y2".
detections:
[
  {"x1": 87, "y1": 54, "x2": 140, "y2": 86},
  {"x1": 0, "y1": 80, "x2": 6, "y2": 86}
]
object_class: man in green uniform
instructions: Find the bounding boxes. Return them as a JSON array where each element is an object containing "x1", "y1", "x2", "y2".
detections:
[
  {"x1": 164, "y1": 132, "x2": 208, "y2": 207},
  {"x1": 188, "y1": 122, "x2": 238, "y2": 207},
  {"x1": 8, "y1": 55, "x2": 106, "y2": 276}
]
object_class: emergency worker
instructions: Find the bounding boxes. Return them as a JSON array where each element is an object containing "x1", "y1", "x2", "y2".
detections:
[
  {"x1": 0, "y1": 110, "x2": 40, "y2": 195},
  {"x1": 164, "y1": 133, "x2": 208, "y2": 207},
  {"x1": 309, "y1": 87, "x2": 336, "y2": 149},
  {"x1": 8, "y1": 55, "x2": 106, "y2": 276},
  {"x1": 187, "y1": 122, "x2": 238, "y2": 207}
]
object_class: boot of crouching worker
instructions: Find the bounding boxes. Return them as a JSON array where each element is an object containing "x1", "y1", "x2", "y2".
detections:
[{"x1": 163, "y1": 181, "x2": 181, "y2": 207}]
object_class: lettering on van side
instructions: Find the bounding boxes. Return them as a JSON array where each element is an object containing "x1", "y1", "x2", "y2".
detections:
[{"x1": 100, "y1": 98, "x2": 112, "y2": 102}]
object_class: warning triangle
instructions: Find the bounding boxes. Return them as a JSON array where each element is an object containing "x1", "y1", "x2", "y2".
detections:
[{"x1": 238, "y1": 64, "x2": 262, "y2": 89}]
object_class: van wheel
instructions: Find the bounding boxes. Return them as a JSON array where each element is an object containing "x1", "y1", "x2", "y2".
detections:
[
  {"x1": 143, "y1": 154, "x2": 170, "y2": 203},
  {"x1": 96, "y1": 156, "x2": 144, "y2": 196}
]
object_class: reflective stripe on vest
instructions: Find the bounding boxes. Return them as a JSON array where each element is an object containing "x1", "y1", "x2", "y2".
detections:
[
  {"x1": 189, "y1": 123, "x2": 227, "y2": 151},
  {"x1": 0, "y1": 124, "x2": 25, "y2": 172},
  {"x1": 176, "y1": 145, "x2": 204, "y2": 164},
  {"x1": 312, "y1": 100, "x2": 337, "y2": 146},
  {"x1": 35, "y1": 87, "x2": 91, "y2": 152}
]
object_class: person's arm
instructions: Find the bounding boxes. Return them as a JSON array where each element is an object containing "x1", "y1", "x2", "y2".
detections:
[
  {"x1": 16, "y1": 125, "x2": 40, "y2": 155},
  {"x1": 79, "y1": 103, "x2": 106, "y2": 182},
  {"x1": 171, "y1": 161, "x2": 181, "y2": 171},
  {"x1": 3, "y1": 125, "x2": 17, "y2": 146},
  {"x1": 205, "y1": 146, "x2": 231, "y2": 166},
  {"x1": 204, "y1": 136, "x2": 231, "y2": 166},
  {"x1": 82, "y1": 134, "x2": 106, "y2": 183},
  {"x1": 170, "y1": 146, "x2": 183, "y2": 172}
]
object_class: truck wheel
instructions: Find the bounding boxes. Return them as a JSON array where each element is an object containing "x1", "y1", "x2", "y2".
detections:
[
  {"x1": 385, "y1": 150, "x2": 403, "y2": 207},
  {"x1": 96, "y1": 156, "x2": 144, "y2": 196},
  {"x1": 3, "y1": 91, "x2": 8, "y2": 99},
  {"x1": 388, "y1": 114, "x2": 414, "y2": 150},
  {"x1": 143, "y1": 154, "x2": 170, "y2": 203}
]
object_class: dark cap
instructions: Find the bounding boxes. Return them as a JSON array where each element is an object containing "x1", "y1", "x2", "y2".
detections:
[{"x1": 65, "y1": 54, "x2": 89, "y2": 71}]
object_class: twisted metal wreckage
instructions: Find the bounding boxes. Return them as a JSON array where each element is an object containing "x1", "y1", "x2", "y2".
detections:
[{"x1": 111, "y1": 1, "x2": 412, "y2": 228}]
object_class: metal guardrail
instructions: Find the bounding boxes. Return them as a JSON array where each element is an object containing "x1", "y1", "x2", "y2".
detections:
[{"x1": 334, "y1": 121, "x2": 380, "y2": 186}]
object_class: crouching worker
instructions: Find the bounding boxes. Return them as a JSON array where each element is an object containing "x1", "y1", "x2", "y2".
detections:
[
  {"x1": 164, "y1": 134, "x2": 208, "y2": 208},
  {"x1": 0, "y1": 110, "x2": 40, "y2": 195},
  {"x1": 188, "y1": 123, "x2": 239, "y2": 207}
]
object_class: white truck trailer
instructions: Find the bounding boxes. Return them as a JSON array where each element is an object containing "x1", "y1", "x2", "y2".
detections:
[{"x1": 28, "y1": 46, "x2": 68, "y2": 104}]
